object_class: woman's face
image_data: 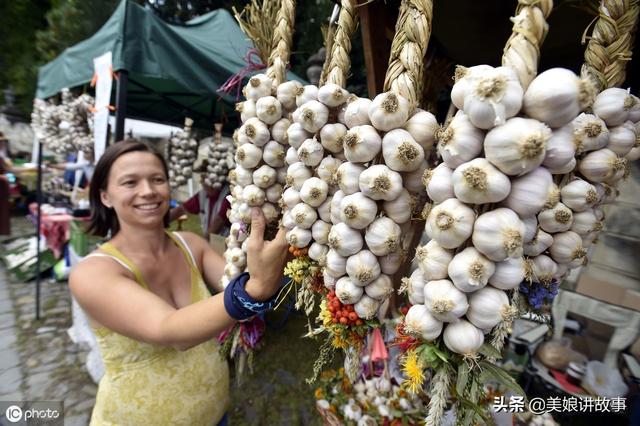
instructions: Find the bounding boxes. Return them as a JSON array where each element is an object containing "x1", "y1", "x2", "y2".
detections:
[{"x1": 100, "y1": 152, "x2": 170, "y2": 229}]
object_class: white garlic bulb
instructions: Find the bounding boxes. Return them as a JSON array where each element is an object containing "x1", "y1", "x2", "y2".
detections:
[
  {"x1": 308, "y1": 242, "x2": 329, "y2": 264},
  {"x1": 466, "y1": 287, "x2": 512, "y2": 330},
  {"x1": 328, "y1": 222, "x2": 364, "y2": 257},
  {"x1": 276, "y1": 80, "x2": 302, "y2": 111},
  {"x1": 522, "y1": 216, "x2": 538, "y2": 243},
  {"x1": 382, "y1": 189, "x2": 413, "y2": 224},
  {"x1": 325, "y1": 249, "x2": 347, "y2": 277},
  {"x1": 261, "y1": 202, "x2": 279, "y2": 224},
  {"x1": 226, "y1": 247, "x2": 246, "y2": 268},
  {"x1": 443, "y1": 320, "x2": 484, "y2": 356},
  {"x1": 317, "y1": 197, "x2": 332, "y2": 222},
  {"x1": 239, "y1": 117, "x2": 270, "y2": 146},
  {"x1": 358, "y1": 164, "x2": 403, "y2": 201},
  {"x1": 538, "y1": 203, "x2": 573, "y2": 233},
  {"x1": 452, "y1": 158, "x2": 511, "y2": 204},
  {"x1": 403, "y1": 305, "x2": 443, "y2": 341},
  {"x1": 346, "y1": 250, "x2": 381, "y2": 286},
  {"x1": 252, "y1": 164, "x2": 277, "y2": 189},
  {"x1": 402, "y1": 160, "x2": 428, "y2": 194},
  {"x1": 312, "y1": 220, "x2": 332, "y2": 245},
  {"x1": 368, "y1": 91, "x2": 410, "y2": 131},
  {"x1": 339, "y1": 192, "x2": 378, "y2": 229},
  {"x1": 354, "y1": 294, "x2": 381, "y2": 320},
  {"x1": 560, "y1": 179, "x2": 599, "y2": 212},
  {"x1": 578, "y1": 148, "x2": 627, "y2": 183},
  {"x1": 299, "y1": 177, "x2": 329, "y2": 207},
  {"x1": 330, "y1": 190, "x2": 345, "y2": 224},
  {"x1": 414, "y1": 240, "x2": 453, "y2": 280},
  {"x1": 607, "y1": 121, "x2": 636, "y2": 156},
  {"x1": 472, "y1": 208, "x2": 525, "y2": 261},
  {"x1": 425, "y1": 198, "x2": 476, "y2": 249},
  {"x1": 448, "y1": 247, "x2": 496, "y2": 293},
  {"x1": 336, "y1": 162, "x2": 366, "y2": 195},
  {"x1": 503, "y1": 167, "x2": 553, "y2": 217},
  {"x1": 244, "y1": 74, "x2": 272, "y2": 101},
  {"x1": 316, "y1": 156, "x2": 342, "y2": 187},
  {"x1": 423, "y1": 279, "x2": 469, "y2": 322},
  {"x1": 235, "y1": 144, "x2": 263, "y2": 169},
  {"x1": 230, "y1": 166, "x2": 253, "y2": 187},
  {"x1": 290, "y1": 202, "x2": 318, "y2": 229},
  {"x1": 523, "y1": 68, "x2": 594, "y2": 128},
  {"x1": 543, "y1": 125, "x2": 576, "y2": 169},
  {"x1": 592, "y1": 87, "x2": 636, "y2": 127},
  {"x1": 263, "y1": 140, "x2": 286, "y2": 168},
  {"x1": 523, "y1": 229, "x2": 554, "y2": 256},
  {"x1": 382, "y1": 129, "x2": 425, "y2": 172},
  {"x1": 343, "y1": 125, "x2": 382, "y2": 163},
  {"x1": 570, "y1": 209, "x2": 601, "y2": 236},
  {"x1": 437, "y1": 110, "x2": 484, "y2": 168},
  {"x1": 489, "y1": 257, "x2": 527, "y2": 290},
  {"x1": 237, "y1": 100, "x2": 256, "y2": 123},
  {"x1": 530, "y1": 254, "x2": 558, "y2": 285},
  {"x1": 547, "y1": 157, "x2": 577, "y2": 175},
  {"x1": 343, "y1": 97, "x2": 373, "y2": 128},
  {"x1": 255, "y1": 96, "x2": 283, "y2": 125},
  {"x1": 320, "y1": 123, "x2": 348, "y2": 154},
  {"x1": 318, "y1": 83, "x2": 349, "y2": 107},
  {"x1": 286, "y1": 226, "x2": 312, "y2": 248},
  {"x1": 549, "y1": 231, "x2": 587, "y2": 267},
  {"x1": 404, "y1": 109, "x2": 438, "y2": 150},
  {"x1": 408, "y1": 269, "x2": 426, "y2": 305},
  {"x1": 572, "y1": 113, "x2": 609, "y2": 153},
  {"x1": 365, "y1": 217, "x2": 401, "y2": 257},
  {"x1": 335, "y1": 276, "x2": 364, "y2": 304},
  {"x1": 484, "y1": 117, "x2": 550, "y2": 176},
  {"x1": 286, "y1": 122, "x2": 311, "y2": 150},
  {"x1": 365, "y1": 274, "x2": 394, "y2": 301},
  {"x1": 242, "y1": 184, "x2": 266, "y2": 207},
  {"x1": 297, "y1": 138, "x2": 324, "y2": 167},
  {"x1": 286, "y1": 162, "x2": 312, "y2": 191},
  {"x1": 379, "y1": 249, "x2": 404, "y2": 275},
  {"x1": 424, "y1": 163, "x2": 455, "y2": 203},
  {"x1": 281, "y1": 187, "x2": 301, "y2": 209}
]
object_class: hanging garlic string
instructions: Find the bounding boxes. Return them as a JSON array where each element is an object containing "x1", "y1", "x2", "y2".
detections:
[
  {"x1": 581, "y1": 0, "x2": 640, "y2": 92},
  {"x1": 266, "y1": 0, "x2": 296, "y2": 87},
  {"x1": 324, "y1": 0, "x2": 358, "y2": 88}
]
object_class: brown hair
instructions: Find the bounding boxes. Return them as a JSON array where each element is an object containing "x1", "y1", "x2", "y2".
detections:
[{"x1": 87, "y1": 139, "x2": 170, "y2": 237}]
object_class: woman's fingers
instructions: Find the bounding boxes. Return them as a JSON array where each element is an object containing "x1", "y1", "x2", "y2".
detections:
[{"x1": 248, "y1": 208, "x2": 266, "y2": 250}]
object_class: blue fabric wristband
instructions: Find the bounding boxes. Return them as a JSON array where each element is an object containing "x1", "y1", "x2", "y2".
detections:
[{"x1": 223, "y1": 272, "x2": 278, "y2": 321}]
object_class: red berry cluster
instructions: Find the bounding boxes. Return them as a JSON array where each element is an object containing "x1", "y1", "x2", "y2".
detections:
[{"x1": 326, "y1": 290, "x2": 364, "y2": 326}]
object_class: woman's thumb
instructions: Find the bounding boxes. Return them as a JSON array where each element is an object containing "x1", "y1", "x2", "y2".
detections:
[{"x1": 249, "y1": 207, "x2": 266, "y2": 246}]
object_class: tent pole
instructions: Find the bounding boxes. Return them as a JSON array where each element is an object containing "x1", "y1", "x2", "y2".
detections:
[
  {"x1": 115, "y1": 70, "x2": 129, "y2": 142},
  {"x1": 35, "y1": 141, "x2": 43, "y2": 320}
]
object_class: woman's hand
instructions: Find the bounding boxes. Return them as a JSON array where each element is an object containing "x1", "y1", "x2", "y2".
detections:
[{"x1": 244, "y1": 207, "x2": 288, "y2": 301}]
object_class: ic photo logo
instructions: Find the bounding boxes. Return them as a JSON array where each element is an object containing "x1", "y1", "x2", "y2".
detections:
[
  {"x1": 5, "y1": 405, "x2": 22, "y2": 423},
  {"x1": 3, "y1": 403, "x2": 62, "y2": 424}
]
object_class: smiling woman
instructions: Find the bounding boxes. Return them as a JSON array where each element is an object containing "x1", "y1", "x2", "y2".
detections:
[{"x1": 69, "y1": 139, "x2": 289, "y2": 425}]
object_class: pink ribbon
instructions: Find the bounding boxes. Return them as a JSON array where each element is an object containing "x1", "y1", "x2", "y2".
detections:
[{"x1": 217, "y1": 48, "x2": 266, "y2": 100}]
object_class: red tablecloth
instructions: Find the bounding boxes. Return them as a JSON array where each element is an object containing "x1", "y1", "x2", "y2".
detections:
[{"x1": 29, "y1": 203, "x2": 73, "y2": 258}]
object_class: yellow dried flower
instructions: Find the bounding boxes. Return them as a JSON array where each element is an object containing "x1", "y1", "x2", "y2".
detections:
[{"x1": 401, "y1": 349, "x2": 425, "y2": 394}]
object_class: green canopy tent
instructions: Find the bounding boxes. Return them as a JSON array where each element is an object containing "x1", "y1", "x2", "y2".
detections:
[{"x1": 36, "y1": 0, "x2": 303, "y2": 137}]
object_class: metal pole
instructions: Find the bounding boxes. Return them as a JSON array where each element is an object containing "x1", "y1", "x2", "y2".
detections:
[
  {"x1": 114, "y1": 69, "x2": 129, "y2": 142},
  {"x1": 35, "y1": 141, "x2": 43, "y2": 320}
]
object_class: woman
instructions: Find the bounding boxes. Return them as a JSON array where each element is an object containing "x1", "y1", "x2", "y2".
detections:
[{"x1": 69, "y1": 140, "x2": 288, "y2": 425}]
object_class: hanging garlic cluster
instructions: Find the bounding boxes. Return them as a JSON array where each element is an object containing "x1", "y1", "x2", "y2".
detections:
[
  {"x1": 167, "y1": 118, "x2": 199, "y2": 188},
  {"x1": 205, "y1": 137, "x2": 235, "y2": 190},
  {"x1": 402, "y1": 66, "x2": 607, "y2": 357}
]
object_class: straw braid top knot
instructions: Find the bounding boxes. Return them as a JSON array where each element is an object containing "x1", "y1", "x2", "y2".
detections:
[
  {"x1": 502, "y1": 0, "x2": 554, "y2": 90},
  {"x1": 325, "y1": 0, "x2": 358, "y2": 88},
  {"x1": 267, "y1": 0, "x2": 296, "y2": 87},
  {"x1": 581, "y1": 0, "x2": 640, "y2": 92},
  {"x1": 383, "y1": 0, "x2": 434, "y2": 108}
]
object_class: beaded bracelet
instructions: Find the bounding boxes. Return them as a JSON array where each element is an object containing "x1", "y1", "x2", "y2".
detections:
[{"x1": 223, "y1": 272, "x2": 278, "y2": 321}]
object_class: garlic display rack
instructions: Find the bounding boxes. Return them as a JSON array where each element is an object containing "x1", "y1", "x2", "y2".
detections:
[
  {"x1": 31, "y1": 89, "x2": 95, "y2": 156},
  {"x1": 167, "y1": 118, "x2": 199, "y2": 188}
]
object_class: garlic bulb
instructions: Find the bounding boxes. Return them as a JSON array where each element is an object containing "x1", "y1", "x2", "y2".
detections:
[
  {"x1": 379, "y1": 249, "x2": 404, "y2": 275},
  {"x1": 402, "y1": 160, "x2": 428, "y2": 194},
  {"x1": 339, "y1": 192, "x2": 378, "y2": 229},
  {"x1": 503, "y1": 167, "x2": 553, "y2": 217},
  {"x1": 404, "y1": 109, "x2": 438, "y2": 150},
  {"x1": 323, "y1": 270, "x2": 337, "y2": 289},
  {"x1": 335, "y1": 276, "x2": 364, "y2": 305},
  {"x1": 325, "y1": 249, "x2": 347, "y2": 277},
  {"x1": 235, "y1": 144, "x2": 263, "y2": 169},
  {"x1": 408, "y1": 269, "x2": 426, "y2": 304},
  {"x1": 336, "y1": 162, "x2": 366, "y2": 195},
  {"x1": 484, "y1": 117, "x2": 550, "y2": 176},
  {"x1": 467, "y1": 287, "x2": 512, "y2": 330},
  {"x1": 277, "y1": 80, "x2": 302, "y2": 111},
  {"x1": 424, "y1": 163, "x2": 455, "y2": 203},
  {"x1": 578, "y1": 148, "x2": 627, "y2": 183},
  {"x1": 489, "y1": 257, "x2": 527, "y2": 290},
  {"x1": 320, "y1": 123, "x2": 348, "y2": 154},
  {"x1": 365, "y1": 274, "x2": 394, "y2": 300},
  {"x1": 538, "y1": 202, "x2": 573, "y2": 233},
  {"x1": 261, "y1": 202, "x2": 279, "y2": 223},
  {"x1": 472, "y1": 208, "x2": 525, "y2": 261},
  {"x1": 523, "y1": 68, "x2": 594, "y2": 128},
  {"x1": 549, "y1": 231, "x2": 587, "y2": 267},
  {"x1": 425, "y1": 198, "x2": 475, "y2": 249},
  {"x1": 286, "y1": 122, "x2": 311, "y2": 149},
  {"x1": 263, "y1": 140, "x2": 286, "y2": 168},
  {"x1": 343, "y1": 125, "x2": 382, "y2": 163},
  {"x1": 226, "y1": 247, "x2": 246, "y2": 268},
  {"x1": 437, "y1": 110, "x2": 484, "y2": 168},
  {"x1": 382, "y1": 129, "x2": 425, "y2": 172},
  {"x1": 383, "y1": 189, "x2": 413, "y2": 224},
  {"x1": 415, "y1": 240, "x2": 453, "y2": 280},
  {"x1": 365, "y1": 217, "x2": 401, "y2": 256},
  {"x1": 346, "y1": 250, "x2": 381, "y2": 286},
  {"x1": 592, "y1": 87, "x2": 635, "y2": 127},
  {"x1": 522, "y1": 216, "x2": 538, "y2": 243},
  {"x1": 423, "y1": 279, "x2": 469, "y2": 322},
  {"x1": 252, "y1": 164, "x2": 277, "y2": 189},
  {"x1": 626, "y1": 145, "x2": 640, "y2": 161},
  {"x1": 297, "y1": 138, "x2": 324, "y2": 167},
  {"x1": 242, "y1": 184, "x2": 266, "y2": 207},
  {"x1": 448, "y1": 247, "x2": 496, "y2": 293},
  {"x1": 286, "y1": 226, "x2": 312, "y2": 248},
  {"x1": 239, "y1": 117, "x2": 270, "y2": 146},
  {"x1": 328, "y1": 223, "x2": 364, "y2": 257},
  {"x1": 403, "y1": 305, "x2": 443, "y2": 341},
  {"x1": 312, "y1": 220, "x2": 332, "y2": 245},
  {"x1": 572, "y1": 113, "x2": 609, "y2": 153},
  {"x1": 343, "y1": 97, "x2": 373, "y2": 128},
  {"x1": 571, "y1": 209, "x2": 601, "y2": 236},
  {"x1": 560, "y1": 179, "x2": 599, "y2": 212},
  {"x1": 452, "y1": 158, "x2": 511, "y2": 204},
  {"x1": 543, "y1": 125, "x2": 576, "y2": 169},
  {"x1": 450, "y1": 65, "x2": 494, "y2": 107},
  {"x1": 281, "y1": 187, "x2": 301, "y2": 209},
  {"x1": 369, "y1": 91, "x2": 410, "y2": 131},
  {"x1": 354, "y1": 294, "x2": 381, "y2": 320},
  {"x1": 317, "y1": 197, "x2": 332, "y2": 222},
  {"x1": 237, "y1": 99, "x2": 256, "y2": 123},
  {"x1": 358, "y1": 164, "x2": 403, "y2": 201},
  {"x1": 545, "y1": 182, "x2": 561, "y2": 210},
  {"x1": 330, "y1": 190, "x2": 345, "y2": 224},
  {"x1": 286, "y1": 162, "x2": 312, "y2": 190},
  {"x1": 299, "y1": 177, "x2": 329, "y2": 207},
  {"x1": 308, "y1": 242, "x2": 329, "y2": 264},
  {"x1": 443, "y1": 320, "x2": 484, "y2": 356},
  {"x1": 530, "y1": 254, "x2": 558, "y2": 285},
  {"x1": 230, "y1": 166, "x2": 253, "y2": 187},
  {"x1": 316, "y1": 156, "x2": 342, "y2": 187},
  {"x1": 523, "y1": 229, "x2": 554, "y2": 256},
  {"x1": 318, "y1": 83, "x2": 349, "y2": 107},
  {"x1": 255, "y1": 96, "x2": 283, "y2": 125},
  {"x1": 607, "y1": 121, "x2": 636, "y2": 156},
  {"x1": 244, "y1": 74, "x2": 272, "y2": 101},
  {"x1": 290, "y1": 202, "x2": 318, "y2": 229}
]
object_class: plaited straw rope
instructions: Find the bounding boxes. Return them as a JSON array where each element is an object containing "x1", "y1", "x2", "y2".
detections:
[
  {"x1": 266, "y1": 0, "x2": 296, "y2": 87},
  {"x1": 501, "y1": 0, "x2": 554, "y2": 90},
  {"x1": 319, "y1": 25, "x2": 336, "y2": 86},
  {"x1": 324, "y1": 0, "x2": 358, "y2": 88},
  {"x1": 581, "y1": 0, "x2": 639, "y2": 92},
  {"x1": 383, "y1": 0, "x2": 433, "y2": 108}
]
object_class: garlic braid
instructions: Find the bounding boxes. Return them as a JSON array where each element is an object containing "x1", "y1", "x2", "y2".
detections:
[
  {"x1": 324, "y1": 0, "x2": 358, "y2": 88},
  {"x1": 383, "y1": 0, "x2": 434, "y2": 108},
  {"x1": 266, "y1": 0, "x2": 296, "y2": 87},
  {"x1": 581, "y1": 0, "x2": 640, "y2": 92},
  {"x1": 501, "y1": 0, "x2": 554, "y2": 90}
]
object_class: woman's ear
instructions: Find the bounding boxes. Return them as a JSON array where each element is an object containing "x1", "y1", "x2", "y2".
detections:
[{"x1": 100, "y1": 191, "x2": 112, "y2": 209}]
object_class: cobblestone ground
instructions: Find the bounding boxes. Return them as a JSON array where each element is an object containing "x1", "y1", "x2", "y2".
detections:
[{"x1": 0, "y1": 218, "x2": 96, "y2": 426}]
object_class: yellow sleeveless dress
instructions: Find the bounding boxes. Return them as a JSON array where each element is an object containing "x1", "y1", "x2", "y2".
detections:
[{"x1": 88, "y1": 231, "x2": 229, "y2": 426}]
